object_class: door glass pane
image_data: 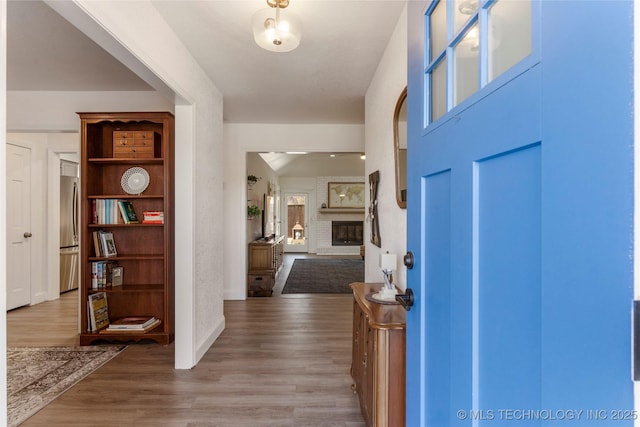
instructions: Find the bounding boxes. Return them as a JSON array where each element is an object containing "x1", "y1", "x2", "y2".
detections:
[
  {"x1": 287, "y1": 195, "x2": 306, "y2": 246},
  {"x1": 453, "y1": 24, "x2": 479, "y2": 106},
  {"x1": 430, "y1": 1, "x2": 447, "y2": 62},
  {"x1": 453, "y1": 0, "x2": 478, "y2": 34},
  {"x1": 489, "y1": 0, "x2": 531, "y2": 81},
  {"x1": 431, "y1": 60, "x2": 447, "y2": 122}
]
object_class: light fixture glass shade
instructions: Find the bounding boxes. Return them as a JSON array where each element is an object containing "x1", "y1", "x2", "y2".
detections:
[{"x1": 252, "y1": 7, "x2": 301, "y2": 52}]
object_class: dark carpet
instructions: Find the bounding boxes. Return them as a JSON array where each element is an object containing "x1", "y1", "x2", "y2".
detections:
[{"x1": 282, "y1": 258, "x2": 364, "y2": 294}]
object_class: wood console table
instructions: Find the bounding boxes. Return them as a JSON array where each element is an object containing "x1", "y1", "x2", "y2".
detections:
[
  {"x1": 247, "y1": 236, "x2": 284, "y2": 297},
  {"x1": 350, "y1": 282, "x2": 406, "y2": 427}
]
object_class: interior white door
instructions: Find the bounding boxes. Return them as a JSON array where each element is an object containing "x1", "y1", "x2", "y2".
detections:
[
  {"x1": 7, "y1": 143, "x2": 32, "y2": 310},
  {"x1": 283, "y1": 192, "x2": 309, "y2": 253}
]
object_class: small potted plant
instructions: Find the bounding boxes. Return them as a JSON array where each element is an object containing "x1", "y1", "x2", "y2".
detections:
[
  {"x1": 247, "y1": 204, "x2": 261, "y2": 219},
  {"x1": 247, "y1": 175, "x2": 261, "y2": 187}
]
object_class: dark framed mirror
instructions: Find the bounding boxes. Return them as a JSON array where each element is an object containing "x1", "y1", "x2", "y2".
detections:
[{"x1": 394, "y1": 87, "x2": 407, "y2": 209}]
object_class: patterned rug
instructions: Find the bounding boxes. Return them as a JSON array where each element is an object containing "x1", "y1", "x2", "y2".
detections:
[
  {"x1": 7, "y1": 345, "x2": 126, "y2": 426},
  {"x1": 282, "y1": 258, "x2": 364, "y2": 294}
]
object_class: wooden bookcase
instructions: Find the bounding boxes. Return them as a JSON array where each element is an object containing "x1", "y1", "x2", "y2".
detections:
[{"x1": 78, "y1": 112, "x2": 175, "y2": 345}]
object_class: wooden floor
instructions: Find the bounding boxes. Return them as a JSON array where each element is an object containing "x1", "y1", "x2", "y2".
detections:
[{"x1": 7, "y1": 254, "x2": 366, "y2": 427}]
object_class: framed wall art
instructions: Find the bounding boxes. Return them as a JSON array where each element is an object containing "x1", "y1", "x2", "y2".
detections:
[
  {"x1": 369, "y1": 171, "x2": 381, "y2": 247},
  {"x1": 327, "y1": 182, "x2": 365, "y2": 208}
]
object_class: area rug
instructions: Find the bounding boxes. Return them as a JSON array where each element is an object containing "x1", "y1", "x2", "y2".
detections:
[
  {"x1": 7, "y1": 345, "x2": 126, "y2": 427},
  {"x1": 282, "y1": 258, "x2": 364, "y2": 294}
]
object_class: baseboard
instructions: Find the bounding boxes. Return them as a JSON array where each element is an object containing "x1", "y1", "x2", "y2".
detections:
[
  {"x1": 224, "y1": 288, "x2": 247, "y2": 300},
  {"x1": 195, "y1": 316, "x2": 225, "y2": 364},
  {"x1": 316, "y1": 246, "x2": 361, "y2": 256}
]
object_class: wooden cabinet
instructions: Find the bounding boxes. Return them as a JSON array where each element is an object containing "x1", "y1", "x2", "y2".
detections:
[
  {"x1": 350, "y1": 282, "x2": 406, "y2": 427},
  {"x1": 247, "y1": 236, "x2": 284, "y2": 297},
  {"x1": 112, "y1": 130, "x2": 160, "y2": 158},
  {"x1": 79, "y1": 112, "x2": 174, "y2": 345}
]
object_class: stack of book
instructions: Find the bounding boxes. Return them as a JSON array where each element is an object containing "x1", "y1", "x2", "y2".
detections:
[
  {"x1": 142, "y1": 211, "x2": 164, "y2": 224},
  {"x1": 91, "y1": 261, "x2": 121, "y2": 289},
  {"x1": 92, "y1": 230, "x2": 117, "y2": 257},
  {"x1": 100, "y1": 316, "x2": 161, "y2": 334},
  {"x1": 92, "y1": 199, "x2": 139, "y2": 224}
]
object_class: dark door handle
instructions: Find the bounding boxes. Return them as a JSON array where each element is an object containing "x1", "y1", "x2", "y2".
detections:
[
  {"x1": 396, "y1": 288, "x2": 414, "y2": 311},
  {"x1": 404, "y1": 251, "x2": 414, "y2": 269}
]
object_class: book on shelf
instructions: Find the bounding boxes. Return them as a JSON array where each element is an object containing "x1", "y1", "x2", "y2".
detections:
[
  {"x1": 142, "y1": 211, "x2": 164, "y2": 224},
  {"x1": 106, "y1": 316, "x2": 157, "y2": 330},
  {"x1": 99, "y1": 231, "x2": 117, "y2": 257},
  {"x1": 118, "y1": 200, "x2": 139, "y2": 224},
  {"x1": 99, "y1": 317, "x2": 161, "y2": 334},
  {"x1": 92, "y1": 231, "x2": 102, "y2": 257},
  {"x1": 88, "y1": 292, "x2": 109, "y2": 332}
]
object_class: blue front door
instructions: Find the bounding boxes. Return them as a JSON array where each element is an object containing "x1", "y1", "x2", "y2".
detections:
[{"x1": 406, "y1": 1, "x2": 634, "y2": 425}]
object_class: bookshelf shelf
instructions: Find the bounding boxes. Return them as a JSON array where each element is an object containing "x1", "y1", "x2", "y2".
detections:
[
  {"x1": 88, "y1": 283, "x2": 164, "y2": 293},
  {"x1": 88, "y1": 158, "x2": 164, "y2": 165},
  {"x1": 88, "y1": 224, "x2": 164, "y2": 228},
  {"x1": 87, "y1": 195, "x2": 164, "y2": 200},
  {"x1": 79, "y1": 112, "x2": 175, "y2": 346}
]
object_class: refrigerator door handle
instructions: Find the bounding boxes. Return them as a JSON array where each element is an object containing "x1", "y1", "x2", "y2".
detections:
[{"x1": 72, "y1": 181, "x2": 78, "y2": 243}]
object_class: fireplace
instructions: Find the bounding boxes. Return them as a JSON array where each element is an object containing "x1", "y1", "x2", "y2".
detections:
[{"x1": 332, "y1": 221, "x2": 364, "y2": 246}]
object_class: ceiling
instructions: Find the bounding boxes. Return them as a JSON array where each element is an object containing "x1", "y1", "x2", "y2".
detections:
[
  {"x1": 258, "y1": 152, "x2": 365, "y2": 177},
  {"x1": 7, "y1": 0, "x2": 406, "y2": 124}
]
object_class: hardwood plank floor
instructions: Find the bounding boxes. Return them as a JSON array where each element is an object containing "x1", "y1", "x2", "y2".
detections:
[{"x1": 8, "y1": 255, "x2": 366, "y2": 427}]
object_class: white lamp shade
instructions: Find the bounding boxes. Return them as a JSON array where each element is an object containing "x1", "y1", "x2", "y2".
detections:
[
  {"x1": 380, "y1": 253, "x2": 397, "y2": 271},
  {"x1": 252, "y1": 7, "x2": 302, "y2": 53}
]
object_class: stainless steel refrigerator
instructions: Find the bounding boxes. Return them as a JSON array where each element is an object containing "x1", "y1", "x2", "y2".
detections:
[{"x1": 60, "y1": 160, "x2": 79, "y2": 293}]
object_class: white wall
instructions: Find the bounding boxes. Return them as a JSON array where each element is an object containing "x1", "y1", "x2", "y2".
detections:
[
  {"x1": 7, "y1": 91, "x2": 173, "y2": 132},
  {"x1": 246, "y1": 153, "x2": 280, "y2": 242},
  {"x1": 364, "y1": 5, "x2": 408, "y2": 290},
  {"x1": 223, "y1": 123, "x2": 365, "y2": 300}
]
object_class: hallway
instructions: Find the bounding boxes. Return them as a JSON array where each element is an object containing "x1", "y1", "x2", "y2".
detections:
[{"x1": 8, "y1": 272, "x2": 365, "y2": 426}]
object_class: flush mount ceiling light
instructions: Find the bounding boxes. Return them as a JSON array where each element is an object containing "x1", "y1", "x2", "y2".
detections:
[
  {"x1": 253, "y1": 0, "x2": 302, "y2": 53},
  {"x1": 458, "y1": 0, "x2": 479, "y2": 15}
]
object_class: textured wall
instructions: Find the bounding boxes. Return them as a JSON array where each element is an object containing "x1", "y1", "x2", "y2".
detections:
[{"x1": 364, "y1": 6, "x2": 407, "y2": 289}]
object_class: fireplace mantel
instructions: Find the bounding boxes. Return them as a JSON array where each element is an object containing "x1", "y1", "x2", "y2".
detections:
[{"x1": 318, "y1": 208, "x2": 365, "y2": 214}]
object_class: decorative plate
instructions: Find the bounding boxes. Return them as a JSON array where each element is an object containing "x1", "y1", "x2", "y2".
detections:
[{"x1": 121, "y1": 167, "x2": 150, "y2": 195}]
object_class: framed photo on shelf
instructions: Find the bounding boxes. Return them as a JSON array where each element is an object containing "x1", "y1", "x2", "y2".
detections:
[
  {"x1": 112, "y1": 266, "x2": 123, "y2": 286},
  {"x1": 100, "y1": 232, "x2": 118, "y2": 257},
  {"x1": 327, "y1": 182, "x2": 365, "y2": 208}
]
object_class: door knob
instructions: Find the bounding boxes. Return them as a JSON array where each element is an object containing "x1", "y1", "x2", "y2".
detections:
[
  {"x1": 403, "y1": 251, "x2": 414, "y2": 269},
  {"x1": 396, "y1": 288, "x2": 414, "y2": 311},
  {"x1": 23, "y1": 232, "x2": 32, "y2": 238}
]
